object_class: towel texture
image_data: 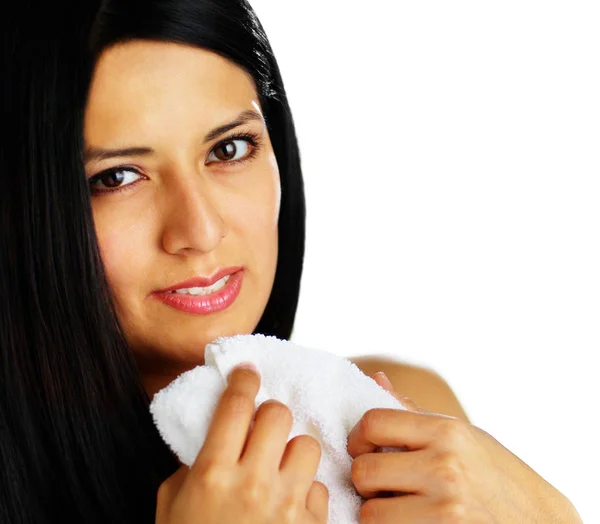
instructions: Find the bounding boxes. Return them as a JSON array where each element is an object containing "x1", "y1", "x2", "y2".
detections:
[{"x1": 150, "y1": 333, "x2": 406, "y2": 523}]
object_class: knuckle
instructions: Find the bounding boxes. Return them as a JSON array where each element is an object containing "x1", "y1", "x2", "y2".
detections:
[
  {"x1": 435, "y1": 500, "x2": 468, "y2": 523},
  {"x1": 359, "y1": 409, "x2": 385, "y2": 439},
  {"x1": 435, "y1": 418, "x2": 465, "y2": 444},
  {"x1": 432, "y1": 451, "x2": 463, "y2": 494},
  {"x1": 193, "y1": 461, "x2": 229, "y2": 491},
  {"x1": 224, "y1": 391, "x2": 255, "y2": 415},
  {"x1": 277, "y1": 493, "x2": 301, "y2": 524},
  {"x1": 351, "y1": 455, "x2": 378, "y2": 488},
  {"x1": 156, "y1": 481, "x2": 169, "y2": 503},
  {"x1": 240, "y1": 473, "x2": 271, "y2": 506}
]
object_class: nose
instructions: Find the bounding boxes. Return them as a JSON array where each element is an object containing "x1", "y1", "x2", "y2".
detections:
[{"x1": 160, "y1": 175, "x2": 228, "y2": 255}]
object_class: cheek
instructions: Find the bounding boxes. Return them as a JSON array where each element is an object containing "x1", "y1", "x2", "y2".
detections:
[
  {"x1": 93, "y1": 207, "x2": 149, "y2": 294},
  {"x1": 228, "y1": 156, "x2": 280, "y2": 272},
  {"x1": 246, "y1": 155, "x2": 280, "y2": 244},
  {"x1": 260, "y1": 160, "x2": 280, "y2": 275}
]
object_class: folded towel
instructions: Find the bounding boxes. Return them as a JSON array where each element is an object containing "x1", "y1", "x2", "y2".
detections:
[{"x1": 150, "y1": 333, "x2": 406, "y2": 523}]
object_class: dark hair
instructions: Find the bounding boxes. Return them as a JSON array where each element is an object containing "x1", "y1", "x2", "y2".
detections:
[{"x1": 0, "y1": 0, "x2": 306, "y2": 522}]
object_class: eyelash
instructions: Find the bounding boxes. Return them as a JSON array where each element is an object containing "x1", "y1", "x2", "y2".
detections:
[{"x1": 88, "y1": 131, "x2": 263, "y2": 195}]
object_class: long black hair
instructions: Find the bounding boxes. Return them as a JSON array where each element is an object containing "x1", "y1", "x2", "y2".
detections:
[{"x1": 0, "y1": 0, "x2": 306, "y2": 522}]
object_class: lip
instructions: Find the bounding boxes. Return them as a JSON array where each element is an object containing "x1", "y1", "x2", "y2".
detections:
[
  {"x1": 156, "y1": 266, "x2": 244, "y2": 293},
  {"x1": 152, "y1": 268, "x2": 244, "y2": 315}
]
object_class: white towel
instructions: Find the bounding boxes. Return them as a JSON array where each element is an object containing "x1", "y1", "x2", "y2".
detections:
[{"x1": 150, "y1": 333, "x2": 407, "y2": 523}]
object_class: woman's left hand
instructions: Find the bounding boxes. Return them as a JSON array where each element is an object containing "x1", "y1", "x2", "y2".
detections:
[{"x1": 346, "y1": 372, "x2": 582, "y2": 523}]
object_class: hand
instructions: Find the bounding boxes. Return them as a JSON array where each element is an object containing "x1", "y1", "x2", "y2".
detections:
[
  {"x1": 156, "y1": 364, "x2": 329, "y2": 524},
  {"x1": 346, "y1": 371, "x2": 582, "y2": 523}
]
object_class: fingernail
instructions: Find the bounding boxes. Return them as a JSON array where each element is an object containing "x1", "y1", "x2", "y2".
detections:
[
  {"x1": 375, "y1": 372, "x2": 394, "y2": 391},
  {"x1": 235, "y1": 362, "x2": 259, "y2": 373},
  {"x1": 228, "y1": 362, "x2": 259, "y2": 382}
]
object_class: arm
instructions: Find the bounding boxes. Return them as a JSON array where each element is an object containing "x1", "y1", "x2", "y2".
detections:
[
  {"x1": 350, "y1": 356, "x2": 469, "y2": 421},
  {"x1": 349, "y1": 356, "x2": 583, "y2": 523}
]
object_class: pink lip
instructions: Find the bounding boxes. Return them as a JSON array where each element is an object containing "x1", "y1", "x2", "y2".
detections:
[{"x1": 152, "y1": 269, "x2": 244, "y2": 315}]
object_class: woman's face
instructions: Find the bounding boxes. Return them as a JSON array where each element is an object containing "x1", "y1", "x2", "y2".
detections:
[{"x1": 84, "y1": 41, "x2": 280, "y2": 399}]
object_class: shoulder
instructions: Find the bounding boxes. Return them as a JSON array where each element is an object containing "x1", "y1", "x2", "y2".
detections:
[{"x1": 348, "y1": 355, "x2": 470, "y2": 421}]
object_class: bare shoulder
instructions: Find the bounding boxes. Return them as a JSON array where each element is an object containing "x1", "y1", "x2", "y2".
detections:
[{"x1": 348, "y1": 355, "x2": 470, "y2": 422}]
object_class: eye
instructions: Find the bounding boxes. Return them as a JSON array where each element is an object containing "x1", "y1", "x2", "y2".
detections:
[
  {"x1": 88, "y1": 167, "x2": 143, "y2": 193},
  {"x1": 206, "y1": 133, "x2": 260, "y2": 165}
]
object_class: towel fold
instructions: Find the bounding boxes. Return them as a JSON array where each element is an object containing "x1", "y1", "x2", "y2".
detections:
[{"x1": 150, "y1": 333, "x2": 406, "y2": 523}]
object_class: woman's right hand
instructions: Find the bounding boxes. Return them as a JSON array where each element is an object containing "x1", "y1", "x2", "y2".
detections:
[{"x1": 156, "y1": 364, "x2": 329, "y2": 523}]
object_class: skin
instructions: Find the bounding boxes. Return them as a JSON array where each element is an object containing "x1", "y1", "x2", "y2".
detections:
[
  {"x1": 157, "y1": 366, "x2": 329, "y2": 523},
  {"x1": 84, "y1": 40, "x2": 582, "y2": 523},
  {"x1": 344, "y1": 370, "x2": 583, "y2": 523},
  {"x1": 84, "y1": 41, "x2": 280, "y2": 401}
]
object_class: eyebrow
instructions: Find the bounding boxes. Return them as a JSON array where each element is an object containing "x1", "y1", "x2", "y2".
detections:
[{"x1": 84, "y1": 108, "x2": 264, "y2": 164}]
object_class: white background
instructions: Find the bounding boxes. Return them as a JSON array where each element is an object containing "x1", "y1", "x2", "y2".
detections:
[{"x1": 250, "y1": 1, "x2": 599, "y2": 522}]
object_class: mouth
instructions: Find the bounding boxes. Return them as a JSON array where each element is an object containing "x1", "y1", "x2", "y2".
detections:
[
  {"x1": 156, "y1": 265, "x2": 244, "y2": 294},
  {"x1": 152, "y1": 268, "x2": 245, "y2": 315}
]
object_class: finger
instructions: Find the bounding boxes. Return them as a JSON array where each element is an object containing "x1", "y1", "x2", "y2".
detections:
[
  {"x1": 372, "y1": 372, "x2": 395, "y2": 392},
  {"x1": 372, "y1": 372, "x2": 427, "y2": 413},
  {"x1": 395, "y1": 394, "x2": 428, "y2": 414},
  {"x1": 193, "y1": 364, "x2": 260, "y2": 468},
  {"x1": 305, "y1": 481, "x2": 329, "y2": 523},
  {"x1": 347, "y1": 408, "x2": 459, "y2": 457},
  {"x1": 280, "y1": 434, "x2": 322, "y2": 488},
  {"x1": 359, "y1": 494, "x2": 437, "y2": 524},
  {"x1": 361, "y1": 490, "x2": 489, "y2": 523},
  {"x1": 239, "y1": 399, "x2": 293, "y2": 470},
  {"x1": 351, "y1": 449, "x2": 442, "y2": 499}
]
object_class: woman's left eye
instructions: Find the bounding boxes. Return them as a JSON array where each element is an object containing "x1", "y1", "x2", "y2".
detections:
[
  {"x1": 207, "y1": 134, "x2": 260, "y2": 165},
  {"x1": 88, "y1": 167, "x2": 143, "y2": 194}
]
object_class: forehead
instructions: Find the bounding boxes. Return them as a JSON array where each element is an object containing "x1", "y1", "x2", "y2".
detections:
[{"x1": 84, "y1": 40, "x2": 260, "y2": 145}]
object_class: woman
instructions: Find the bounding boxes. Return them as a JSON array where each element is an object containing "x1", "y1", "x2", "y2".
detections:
[{"x1": 0, "y1": 0, "x2": 582, "y2": 522}]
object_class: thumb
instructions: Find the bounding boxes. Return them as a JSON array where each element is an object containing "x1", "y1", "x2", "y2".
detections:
[{"x1": 372, "y1": 371, "x2": 428, "y2": 413}]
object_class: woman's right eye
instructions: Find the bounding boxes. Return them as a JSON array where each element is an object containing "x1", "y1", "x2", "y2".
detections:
[{"x1": 88, "y1": 167, "x2": 143, "y2": 194}]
